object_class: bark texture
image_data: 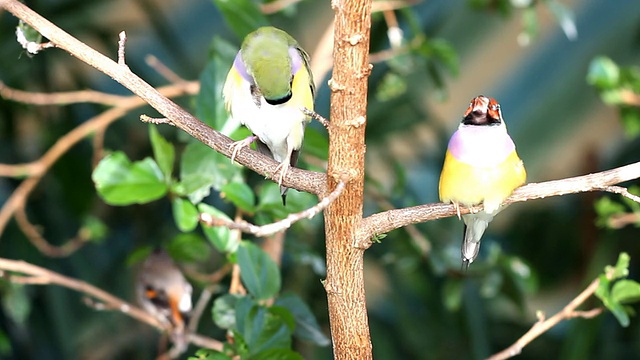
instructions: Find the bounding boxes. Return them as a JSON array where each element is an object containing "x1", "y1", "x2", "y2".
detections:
[{"x1": 324, "y1": 0, "x2": 373, "y2": 359}]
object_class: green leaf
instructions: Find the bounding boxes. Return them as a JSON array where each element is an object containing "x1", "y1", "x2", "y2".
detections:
[
  {"x1": 149, "y1": 125, "x2": 175, "y2": 180},
  {"x1": 212, "y1": 0, "x2": 269, "y2": 40},
  {"x1": 275, "y1": 294, "x2": 330, "y2": 346},
  {"x1": 212, "y1": 293, "x2": 241, "y2": 329},
  {"x1": 611, "y1": 280, "x2": 640, "y2": 304},
  {"x1": 300, "y1": 127, "x2": 329, "y2": 163},
  {"x1": 79, "y1": 216, "x2": 108, "y2": 243},
  {"x1": 198, "y1": 203, "x2": 239, "y2": 253},
  {"x1": 221, "y1": 182, "x2": 256, "y2": 212},
  {"x1": 197, "y1": 38, "x2": 238, "y2": 131},
  {"x1": 125, "y1": 246, "x2": 154, "y2": 266},
  {"x1": 376, "y1": 72, "x2": 408, "y2": 102},
  {"x1": 166, "y1": 233, "x2": 211, "y2": 262},
  {"x1": 237, "y1": 241, "x2": 281, "y2": 300},
  {"x1": 587, "y1": 56, "x2": 620, "y2": 89},
  {"x1": 620, "y1": 107, "x2": 640, "y2": 138},
  {"x1": 172, "y1": 197, "x2": 200, "y2": 232},
  {"x1": 179, "y1": 141, "x2": 243, "y2": 204},
  {"x1": 429, "y1": 38, "x2": 459, "y2": 76},
  {"x1": 92, "y1": 152, "x2": 167, "y2": 205},
  {"x1": 608, "y1": 301, "x2": 630, "y2": 327},
  {"x1": 236, "y1": 300, "x2": 293, "y2": 355},
  {"x1": 249, "y1": 349, "x2": 303, "y2": 360},
  {"x1": 611, "y1": 252, "x2": 630, "y2": 279},
  {"x1": 189, "y1": 348, "x2": 233, "y2": 360},
  {"x1": 1, "y1": 284, "x2": 30, "y2": 325},
  {"x1": 442, "y1": 279, "x2": 463, "y2": 311}
]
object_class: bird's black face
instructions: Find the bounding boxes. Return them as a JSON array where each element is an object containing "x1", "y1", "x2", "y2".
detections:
[{"x1": 462, "y1": 96, "x2": 503, "y2": 126}]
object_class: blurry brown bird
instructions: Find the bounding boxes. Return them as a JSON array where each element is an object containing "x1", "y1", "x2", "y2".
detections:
[{"x1": 137, "y1": 248, "x2": 193, "y2": 333}]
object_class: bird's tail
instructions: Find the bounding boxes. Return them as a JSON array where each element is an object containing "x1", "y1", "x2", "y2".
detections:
[{"x1": 461, "y1": 212, "x2": 495, "y2": 268}]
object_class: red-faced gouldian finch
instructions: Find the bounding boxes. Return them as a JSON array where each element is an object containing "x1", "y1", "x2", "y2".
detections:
[
  {"x1": 223, "y1": 26, "x2": 316, "y2": 205},
  {"x1": 137, "y1": 248, "x2": 192, "y2": 334},
  {"x1": 439, "y1": 95, "x2": 526, "y2": 268}
]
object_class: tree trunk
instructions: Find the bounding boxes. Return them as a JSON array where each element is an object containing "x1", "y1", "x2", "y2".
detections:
[{"x1": 324, "y1": 0, "x2": 373, "y2": 359}]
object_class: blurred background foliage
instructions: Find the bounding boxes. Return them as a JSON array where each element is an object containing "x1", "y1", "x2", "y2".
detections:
[{"x1": 1, "y1": 0, "x2": 640, "y2": 359}]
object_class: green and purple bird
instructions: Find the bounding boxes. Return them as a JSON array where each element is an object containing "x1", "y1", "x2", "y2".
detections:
[{"x1": 223, "y1": 26, "x2": 315, "y2": 204}]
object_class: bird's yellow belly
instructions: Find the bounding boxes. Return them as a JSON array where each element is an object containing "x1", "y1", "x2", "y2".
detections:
[{"x1": 439, "y1": 150, "x2": 526, "y2": 211}]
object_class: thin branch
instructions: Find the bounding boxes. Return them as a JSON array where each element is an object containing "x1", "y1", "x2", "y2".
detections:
[
  {"x1": 358, "y1": 161, "x2": 640, "y2": 247},
  {"x1": 140, "y1": 114, "x2": 175, "y2": 126},
  {"x1": 188, "y1": 286, "x2": 215, "y2": 334},
  {"x1": 600, "y1": 185, "x2": 640, "y2": 203},
  {"x1": 260, "y1": 0, "x2": 303, "y2": 14},
  {"x1": 608, "y1": 212, "x2": 640, "y2": 229},
  {"x1": 487, "y1": 271, "x2": 611, "y2": 360},
  {"x1": 145, "y1": 55, "x2": 188, "y2": 85},
  {"x1": 0, "y1": 80, "x2": 131, "y2": 106},
  {"x1": 117, "y1": 31, "x2": 127, "y2": 67},
  {"x1": 15, "y1": 207, "x2": 89, "y2": 257},
  {"x1": 620, "y1": 89, "x2": 640, "y2": 107},
  {"x1": 302, "y1": 107, "x2": 330, "y2": 128},
  {"x1": 199, "y1": 180, "x2": 346, "y2": 237},
  {"x1": 0, "y1": 0, "x2": 326, "y2": 199},
  {"x1": 0, "y1": 82, "x2": 199, "y2": 237},
  {"x1": 0, "y1": 257, "x2": 223, "y2": 351}
]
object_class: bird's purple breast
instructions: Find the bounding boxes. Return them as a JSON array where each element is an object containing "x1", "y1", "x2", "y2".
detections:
[{"x1": 447, "y1": 125, "x2": 516, "y2": 167}]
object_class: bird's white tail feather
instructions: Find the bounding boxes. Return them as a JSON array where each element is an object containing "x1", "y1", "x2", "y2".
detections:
[{"x1": 461, "y1": 212, "x2": 495, "y2": 265}]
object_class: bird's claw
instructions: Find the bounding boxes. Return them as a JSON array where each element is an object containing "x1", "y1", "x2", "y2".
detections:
[
  {"x1": 453, "y1": 202, "x2": 461, "y2": 220},
  {"x1": 229, "y1": 136, "x2": 256, "y2": 164}
]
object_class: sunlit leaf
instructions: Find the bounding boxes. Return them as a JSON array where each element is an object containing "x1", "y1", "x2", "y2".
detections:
[
  {"x1": 587, "y1": 56, "x2": 620, "y2": 89},
  {"x1": 221, "y1": 182, "x2": 256, "y2": 212},
  {"x1": 172, "y1": 197, "x2": 200, "y2": 232},
  {"x1": 180, "y1": 141, "x2": 243, "y2": 204},
  {"x1": 199, "y1": 203, "x2": 239, "y2": 253},
  {"x1": 149, "y1": 125, "x2": 175, "y2": 180},
  {"x1": 93, "y1": 152, "x2": 167, "y2": 205},
  {"x1": 611, "y1": 280, "x2": 640, "y2": 304}
]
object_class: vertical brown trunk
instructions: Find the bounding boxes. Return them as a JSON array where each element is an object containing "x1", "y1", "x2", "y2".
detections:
[{"x1": 324, "y1": 0, "x2": 373, "y2": 359}]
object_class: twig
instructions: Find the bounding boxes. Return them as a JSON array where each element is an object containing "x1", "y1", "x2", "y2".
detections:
[
  {"x1": 608, "y1": 212, "x2": 640, "y2": 229},
  {"x1": 0, "y1": 81, "x2": 199, "y2": 237},
  {"x1": 366, "y1": 187, "x2": 431, "y2": 255},
  {"x1": 15, "y1": 207, "x2": 89, "y2": 257},
  {"x1": 302, "y1": 107, "x2": 330, "y2": 128},
  {"x1": 260, "y1": 0, "x2": 303, "y2": 14},
  {"x1": 486, "y1": 272, "x2": 611, "y2": 360},
  {"x1": 620, "y1": 89, "x2": 640, "y2": 107},
  {"x1": 0, "y1": 0, "x2": 327, "y2": 199},
  {"x1": 0, "y1": 81, "x2": 130, "y2": 106},
  {"x1": 200, "y1": 180, "x2": 346, "y2": 237},
  {"x1": 145, "y1": 55, "x2": 188, "y2": 85},
  {"x1": 0, "y1": 257, "x2": 223, "y2": 351},
  {"x1": 371, "y1": 0, "x2": 420, "y2": 12},
  {"x1": 229, "y1": 263, "x2": 246, "y2": 295},
  {"x1": 358, "y1": 161, "x2": 640, "y2": 247},
  {"x1": 599, "y1": 185, "x2": 640, "y2": 203},
  {"x1": 117, "y1": 31, "x2": 127, "y2": 67},
  {"x1": 188, "y1": 286, "x2": 215, "y2": 334},
  {"x1": 15, "y1": 23, "x2": 55, "y2": 54},
  {"x1": 183, "y1": 262, "x2": 233, "y2": 284},
  {"x1": 140, "y1": 114, "x2": 175, "y2": 126}
]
